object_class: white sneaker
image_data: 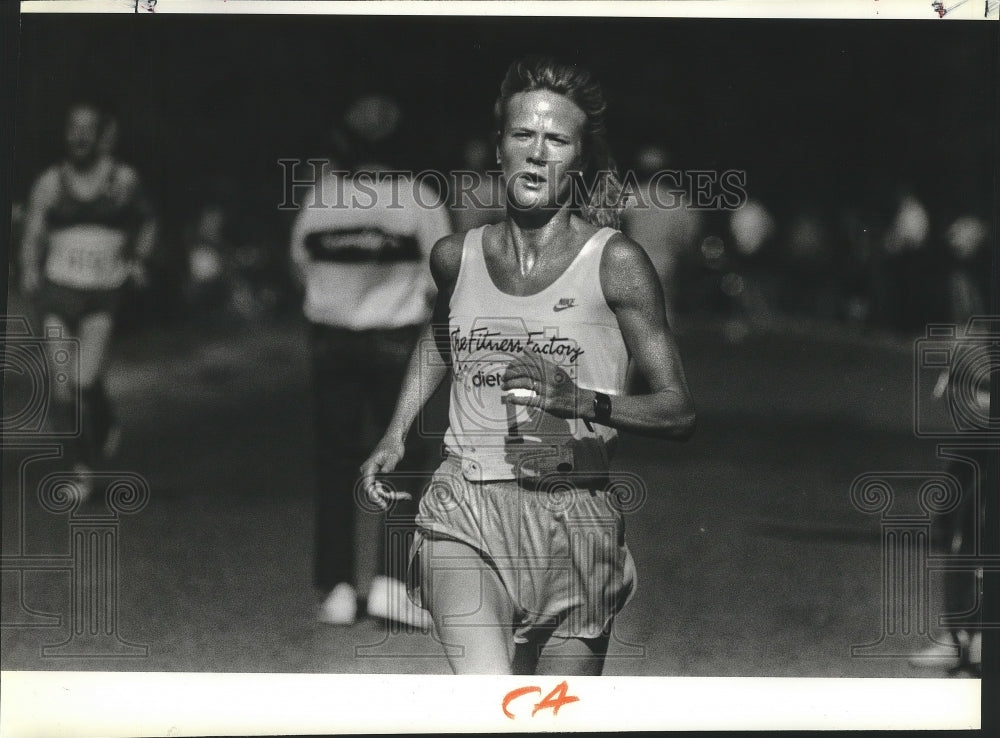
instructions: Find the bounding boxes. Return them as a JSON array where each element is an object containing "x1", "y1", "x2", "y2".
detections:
[
  {"x1": 318, "y1": 583, "x2": 357, "y2": 625},
  {"x1": 907, "y1": 639, "x2": 960, "y2": 668},
  {"x1": 366, "y1": 575, "x2": 432, "y2": 630},
  {"x1": 968, "y1": 631, "x2": 981, "y2": 667}
]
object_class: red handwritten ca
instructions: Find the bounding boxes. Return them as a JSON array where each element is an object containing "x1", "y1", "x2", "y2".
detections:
[{"x1": 502, "y1": 680, "x2": 580, "y2": 719}]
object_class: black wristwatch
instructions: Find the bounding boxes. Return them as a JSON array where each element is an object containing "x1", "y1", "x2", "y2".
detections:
[{"x1": 593, "y1": 392, "x2": 612, "y2": 425}]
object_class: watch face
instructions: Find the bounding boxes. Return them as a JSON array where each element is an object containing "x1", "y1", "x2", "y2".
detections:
[{"x1": 595, "y1": 392, "x2": 612, "y2": 423}]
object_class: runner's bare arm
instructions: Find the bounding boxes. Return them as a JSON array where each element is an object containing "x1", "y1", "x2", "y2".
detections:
[
  {"x1": 360, "y1": 233, "x2": 464, "y2": 492},
  {"x1": 594, "y1": 234, "x2": 696, "y2": 439},
  {"x1": 20, "y1": 169, "x2": 58, "y2": 294},
  {"x1": 125, "y1": 168, "x2": 158, "y2": 263}
]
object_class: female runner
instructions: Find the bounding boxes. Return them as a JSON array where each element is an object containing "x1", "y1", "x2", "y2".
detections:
[{"x1": 362, "y1": 56, "x2": 695, "y2": 675}]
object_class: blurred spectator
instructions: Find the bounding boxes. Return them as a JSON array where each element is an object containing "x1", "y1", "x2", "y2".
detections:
[
  {"x1": 668, "y1": 182, "x2": 989, "y2": 341},
  {"x1": 621, "y1": 144, "x2": 703, "y2": 326},
  {"x1": 921, "y1": 213, "x2": 990, "y2": 675},
  {"x1": 868, "y1": 188, "x2": 932, "y2": 333},
  {"x1": 884, "y1": 191, "x2": 931, "y2": 255},
  {"x1": 942, "y1": 214, "x2": 990, "y2": 321},
  {"x1": 290, "y1": 95, "x2": 450, "y2": 629},
  {"x1": 778, "y1": 211, "x2": 840, "y2": 321},
  {"x1": 836, "y1": 207, "x2": 879, "y2": 326},
  {"x1": 910, "y1": 224, "x2": 991, "y2": 674},
  {"x1": 183, "y1": 178, "x2": 294, "y2": 324},
  {"x1": 450, "y1": 137, "x2": 505, "y2": 232},
  {"x1": 675, "y1": 226, "x2": 732, "y2": 320},
  {"x1": 184, "y1": 203, "x2": 232, "y2": 318},
  {"x1": 725, "y1": 198, "x2": 781, "y2": 332}
]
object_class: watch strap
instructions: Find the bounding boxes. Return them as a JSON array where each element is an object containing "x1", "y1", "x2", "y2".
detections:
[{"x1": 593, "y1": 392, "x2": 612, "y2": 425}]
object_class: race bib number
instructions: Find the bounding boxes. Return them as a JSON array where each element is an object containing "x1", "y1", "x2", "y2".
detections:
[{"x1": 46, "y1": 226, "x2": 129, "y2": 288}]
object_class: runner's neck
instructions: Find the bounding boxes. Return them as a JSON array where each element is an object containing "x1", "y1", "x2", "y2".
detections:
[{"x1": 502, "y1": 210, "x2": 578, "y2": 274}]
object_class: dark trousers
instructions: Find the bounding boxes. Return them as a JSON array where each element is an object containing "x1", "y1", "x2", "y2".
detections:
[
  {"x1": 310, "y1": 322, "x2": 422, "y2": 592},
  {"x1": 940, "y1": 453, "x2": 993, "y2": 638}
]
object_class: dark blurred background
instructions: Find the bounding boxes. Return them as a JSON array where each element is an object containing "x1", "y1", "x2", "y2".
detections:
[
  {"x1": 9, "y1": 15, "x2": 998, "y2": 332},
  {"x1": 3, "y1": 13, "x2": 998, "y2": 682}
]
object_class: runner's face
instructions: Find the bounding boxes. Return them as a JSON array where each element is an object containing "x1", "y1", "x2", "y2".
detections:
[
  {"x1": 499, "y1": 90, "x2": 586, "y2": 212},
  {"x1": 65, "y1": 107, "x2": 101, "y2": 165}
]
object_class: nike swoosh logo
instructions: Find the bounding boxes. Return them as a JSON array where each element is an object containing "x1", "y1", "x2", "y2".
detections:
[{"x1": 553, "y1": 304, "x2": 576, "y2": 312}]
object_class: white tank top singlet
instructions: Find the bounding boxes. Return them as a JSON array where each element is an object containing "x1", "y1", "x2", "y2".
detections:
[
  {"x1": 444, "y1": 225, "x2": 630, "y2": 482},
  {"x1": 44, "y1": 162, "x2": 139, "y2": 290}
]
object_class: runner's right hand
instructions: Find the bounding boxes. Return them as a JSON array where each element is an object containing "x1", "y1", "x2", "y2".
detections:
[{"x1": 360, "y1": 435, "x2": 411, "y2": 510}]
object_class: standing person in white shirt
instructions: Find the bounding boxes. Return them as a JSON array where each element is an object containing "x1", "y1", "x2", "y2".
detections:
[{"x1": 291, "y1": 99, "x2": 452, "y2": 627}]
